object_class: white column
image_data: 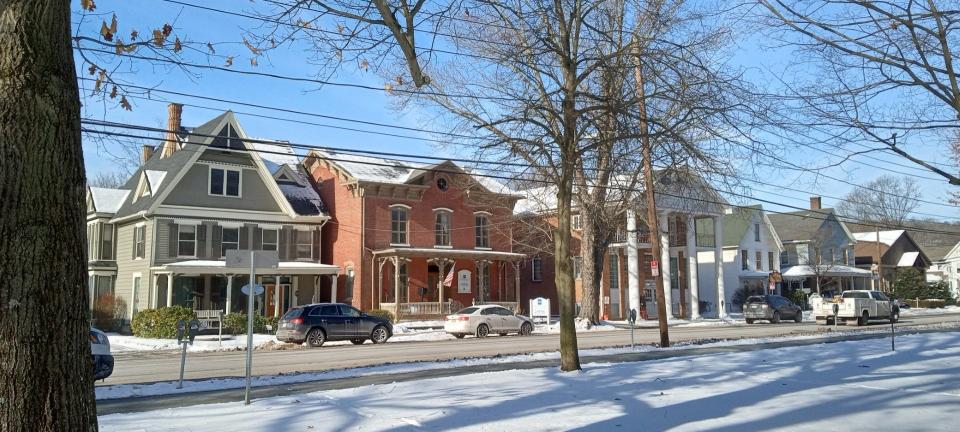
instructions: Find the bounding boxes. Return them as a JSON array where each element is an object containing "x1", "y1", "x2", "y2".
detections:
[
  {"x1": 685, "y1": 215, "x2": 700, "y2": 320},
  {"x1": 331, "y1": 274, "x2": 339, "y2": 302},
  {"x1": 166, "y1": 274, "x2": 174, "y2": 307},
  {"x1": 659, "y1": 212, "x2": 673, "y2": 319},
  {"x1": 626, "y1": 212, "x2": 641, "y2": 315},
  {"x1": 225, "y1": 275, "x2": 234, "y2": 314},
  {"x1": 714, "y1": 216, "x2": 727, "y2": 319},
  {"x1": 151, "y1": 273, "x2": 161, "y2": 309}
]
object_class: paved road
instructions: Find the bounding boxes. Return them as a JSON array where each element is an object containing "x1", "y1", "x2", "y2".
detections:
[{"x1": 100, "y1": 313, "x2": 960, "y2": 386}]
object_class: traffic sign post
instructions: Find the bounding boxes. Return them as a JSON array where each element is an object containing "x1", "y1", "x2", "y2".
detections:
[
  {"x1": 650, "y1": 260, "x2": 660, "y2": 277},
  {"x1": 226, "y1": 250, "x2": 278, "y2": 405}
]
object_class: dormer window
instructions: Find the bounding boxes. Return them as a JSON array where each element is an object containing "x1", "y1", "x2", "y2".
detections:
[
  {"x1": 209, "y1": 167, "x2": 241, "y2": 197},
  {"x1": 211, "y1": 124, "x2": 243, "y2": 150}
]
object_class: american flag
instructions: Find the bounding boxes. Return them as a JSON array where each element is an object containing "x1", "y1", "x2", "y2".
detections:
[{"x1": 443, "y1": 262, "x2": 456, "y2": 287}]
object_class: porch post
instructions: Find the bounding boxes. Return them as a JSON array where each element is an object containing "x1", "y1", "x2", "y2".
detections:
[
  {"x1": 225, "y1": 275, "x2": 234, "y2": 314},
  {"x1": 274, "y1": 279, "x2": 281, "y2": 317},
  {"x1": 686, "y1": 215, "x2": 701, "y2": 319},
  {"x1": 393, "y1": 257, "x2": 401, "y2": 321},
  {"x1": 714, "y1": 216, "x2": 727, "y2": 319},
  {"x1": 331, "y1": 274, "x2": 339, "y2": 302},
  {"x1": 514, "y1": 261, "x2": 521, "y2": 305},
  {"x1": 437, "y1": 260, "x2": 446, "y2": 314},
  {"x1": 626, "y1": 211, "x2": 641, "y2": 315},
  {"x1": 151, "y1": 273, "x2": 161, "y2": 309},
  {"x1": 659, "y1": 212, "x2": 674, "y2": 319},
  {"x1": 166, "y1": 274, "x2": 174, "y2": 307}
]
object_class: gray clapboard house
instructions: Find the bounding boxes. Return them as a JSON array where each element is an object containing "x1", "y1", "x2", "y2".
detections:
[{"x1": 85, "y1": 104, "x2": 338, "y2": 325}]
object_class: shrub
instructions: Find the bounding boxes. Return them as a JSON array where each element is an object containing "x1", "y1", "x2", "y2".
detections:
[
  {"x1": 92, "y1": 294, "x2": 127, "y2": 332},
  {"x1": 130, "y1": 306, "x2": 195, "y2": 339},
  {"x1": 365, "y1": 309, "x2": 394, "y2": 323},
  {"x1": 223, "y1": 313, "x2": 277, "y2": 334},
  {"x1": 790, "y1": 290, "x2": 809, "y2": 310},
  {"x1": 893, "y1": 269, "x2": 956, "y2": 305}
]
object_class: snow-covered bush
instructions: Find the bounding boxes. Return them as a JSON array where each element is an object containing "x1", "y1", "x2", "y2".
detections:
[{"x1": 130, "y1": 306, "x2": 195, "y2": 339}]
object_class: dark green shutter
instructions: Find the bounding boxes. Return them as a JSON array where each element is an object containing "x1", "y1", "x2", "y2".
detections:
[
  {"x1": 211, "y1": 224, "x2": 222, "y2": 258},
  {"x1": 168, "y1": 223, "x2": 178, "y2": 258},
  {"x1": 239, "y1": 224, "x2": 251, "y2": 250},
  {"x1": 197, "y1": 224, "x2": 207, "y2": 259},
  {"x1": 252, "y1": 227, "x2": 262, "y2": 250}
]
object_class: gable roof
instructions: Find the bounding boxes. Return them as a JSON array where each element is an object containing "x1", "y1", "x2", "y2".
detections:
[
  {"x1": 767, "y1": 208, "x2": 849, "y2": 242},
  {"x1": 852, "y1": 230, "x2": 905, "y2": 246},
  {"x1": 88, "y1": 187, "x2": 130, "y2": 214}
]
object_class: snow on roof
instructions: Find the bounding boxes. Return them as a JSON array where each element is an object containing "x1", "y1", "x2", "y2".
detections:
[
  {"x1": 315, "y1": 149, "x2": 424, "y2": 183},
  {"x1": 897, "y1": 251, "x2": 921, "y2": 267},
  {"x1": 251, "y1": 139, "x2": 301, "y2": 174},
  {"x1": 145, "y1": 170, "x2": 167, "y2": 192},
  {"x1": 781, "y1": 265, "x2": 873, "y2": 279},
  {"x1": 89, "y1": 187, "x2": 130, "y2": 214},
  {"x1": 852, "y1": 230, "x2": 905, "y2": 246}
]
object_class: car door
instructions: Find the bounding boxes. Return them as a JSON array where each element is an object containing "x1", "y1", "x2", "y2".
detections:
[
  {"x1": 316, "y1": 305, "x2": 343, "y2": 339},
  {"x1": 480, "y1": 307, "x2": 499, "y2": 331},
  {"x1": 497, "y1": 307, "x2": 521, "y2": 331},
  {"x1": 872, "y1": 292, "x2": 890, "y2": 317},
  {"x1": 338, "y1": 304, "x2": 364, "y2": 338}
]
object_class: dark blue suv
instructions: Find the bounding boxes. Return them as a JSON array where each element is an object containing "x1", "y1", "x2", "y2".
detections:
[{"x1": 276, "y1": 303, "x2": 393, "y2": 347}]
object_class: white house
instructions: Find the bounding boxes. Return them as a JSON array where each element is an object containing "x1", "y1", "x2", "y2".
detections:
[{"x1": 926, "y1": 242, "x2": 960, "y2": 299}]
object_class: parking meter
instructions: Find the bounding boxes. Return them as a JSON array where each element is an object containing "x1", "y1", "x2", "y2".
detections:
[
  {"x1": 832, "y1": 304, "x2": 840, "y2": 329},
  {"x1": 188, "y1": 319, "x2": 201, "y2": 344},
  {"x1": 176, "y1": 320, "x2": 187, "y2": 344},
  {"x1": 629, "y1": 309, "x2": 637, "y2": 349}
]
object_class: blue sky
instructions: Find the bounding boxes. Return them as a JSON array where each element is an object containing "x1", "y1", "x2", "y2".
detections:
[{"x1": 74, "y1": 0, "x2": 959, "y2": 222}]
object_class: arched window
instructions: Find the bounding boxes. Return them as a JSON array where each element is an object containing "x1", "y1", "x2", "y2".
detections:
[
  {"x1": 475, "y1": 213, "x2": 490, "y2": 248},
  {"x1": 435, "y1": 210, "x2": 452, "y2": 246},
  {"x1": 391, "y1": 205, "x2": 409, "y2": 245}
]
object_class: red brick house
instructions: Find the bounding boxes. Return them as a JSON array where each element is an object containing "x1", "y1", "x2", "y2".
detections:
[{"x1": 305, "y1": 150, "x2": 525, "y2": 319}]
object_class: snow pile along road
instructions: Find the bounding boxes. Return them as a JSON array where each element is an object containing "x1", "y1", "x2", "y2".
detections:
[{"x1": 99, "y1": 330, "x2": 960, "y2": 431}]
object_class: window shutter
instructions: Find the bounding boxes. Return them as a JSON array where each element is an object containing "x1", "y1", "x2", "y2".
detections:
[
  {"x1": 252, "y1": 227, "x2": 262, "y2": 250},
  {"x1": 211, "y1": 224, "x2": 222, "y2": 258},
  {"x1": 286, "y1": 227, "x2": 296, "y2": 260},
  {"x1": 130, "y1": 225, "x2": 136, "y2": 260},
  {"x1": 312, "y1": 229, "x2": 321, "y2": 261},
  {"x1": 168, "y1": 223, "x2": 178, "y2": 258},
  {"x1": 239, "y1": 224, "x2": 250, "y2": 250},
  {"x1": 197, "y1": 224, "x2": 208, "y2": 259}
]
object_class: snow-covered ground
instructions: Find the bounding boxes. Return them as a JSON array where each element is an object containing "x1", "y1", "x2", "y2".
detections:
[
  {"x1": 99, "y1": 329, "x2": 960, "y2": 431},
  {"x1": 901, "y1": 305, "x2": 960, "y2": 317}
]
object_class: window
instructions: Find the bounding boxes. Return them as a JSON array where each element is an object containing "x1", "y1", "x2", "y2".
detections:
[
  {"x1": 100, "y1": 223, "x2": 114, "y2": 260},
  {"x1": 797, "y1": 244, "x2": 810, "y2": 265},
  {"x1": 178, "y1": 224, "x2": 197, "y2": 257},
  {"x1": 212, "y1": 123, "x2": 243, "y2": 149},
  {"x1": 754, "y1": 224, "x2": 761, "y2": 242},
  {"x1": 295, "y1": 229, "x2": 312, "y2": 259},
  {"x1": 572, "y1": 214, "x2": 582, "y2": 230},
  {"x1": 475, "y1": 214, "x2": 490, "y2": 248},
  {"x1": 769, "y1": 252, "x2": 775, "y2": 271},
  {"x1": 435, "y1": 211, "x2": 451, "y2": 246},
  {"x1": 695, "y1": 218, "x2": 715, "y2": 248},
  {"x1": 741, "y1": 250, "x2": 749, "y2": 270},
  {"x1": 391, "y1": 207, "x2": 408, "y2": 245},
  {"x1": 826, "y1": 248, "x2": 834, "y2": 264},
  {"x1": 209, "y1": 167, "x2": 241, "y2": 197},
  {"x1": 221, "y1": 227, "x2": 239, "y2": 257},
  {"x1": 573, "y1": 256, "x2": 582, "y2": 279},
  {"x1": 339, "y1": 305, "x2": 362, "y2": 317},
  {"x1": 756, "y1": 251, "x2": 763, "y2": 271},
  {"x1": 262, "y1": 229, "x2": 278, "y2": 251},
  {"x1": 134, "y1": 225, "x2": 146, "y2": 259},
  {"x1": 609, "y1": 254, "x2": 620, "y2": 290},
  {"x1": 532, "y1": 257, "x2": 543, "y2": 282},
  {"x1": 780, "y1": 251, "x2": 789, "y2": 265},
  {"x1": 313, "y1": 305, "x2": 339, "y2": 316}
]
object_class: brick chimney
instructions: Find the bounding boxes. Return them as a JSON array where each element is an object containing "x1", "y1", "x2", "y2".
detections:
[
  {"x1": 160, "y1": 103, "x2": 183, "y2": 158},
  {"x1": 810, "y1": 196, "x2": 822, "y2": 210},
  {"x1": 141, "y1": 144, "x2": 155, "y2": 164}
]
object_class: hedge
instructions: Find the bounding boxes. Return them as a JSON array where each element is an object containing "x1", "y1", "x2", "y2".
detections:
[
  {"x1": 223, "y1": 313, "x2": 279, "y2": 334},
  {"x1": 365, "y1": 309, "x2": 394, "y2": 323},
  {"x1": 130, "y1": 306, "x2": 195, "y2": 339}
]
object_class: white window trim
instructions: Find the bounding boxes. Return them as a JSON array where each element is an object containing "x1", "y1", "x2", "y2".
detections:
[
  {"x1": 473, "y1": 210, "x2": 492, "y2": 216},
  {"x1": 390, "y1": 205, "x2": 410, "y2": 247},
  {"x1": 261, "y1": 228, "x2": 279, "y2": 252},
  {"x1": 572, "y1": 214, "x2": 582, "y2": 231},
  {"x1": 220, "y1": 226, "x2": 240, "y2": 258},
  {"x1": 433, "y1": 207, "x2": 454, "y2": 213},
  {"x1": 474, "y1": 213, "x2": 491, "y2": 249},
  {"x1": 532, "y1": 257, "x2": 543, "y2": 282},
  {"x1": 474, "y1": 247, "x2": 493, "y2": 251},
  {"x1": 177, "y1": 223, "x2": 199, "y2": 258},
  {"x1": 434, "y1": 245, "x2": 453, "y2": 249},
  {"x1": 390, "y1": 203, "x2": 412, "y2": 210},
  {"x1": 130, "y1": 272, "x2": 142, "y2": 318},
  {"x1": 133, "y1": 222, "x2": 147, "y2": 260},
  {"x1": 207, "y1": 165, "x2": 243, "y2": 199},
  {"x1": 294, "y1": 228, "x2": 314, "y2": 261}
]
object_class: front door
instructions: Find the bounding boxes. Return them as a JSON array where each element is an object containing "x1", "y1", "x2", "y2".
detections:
[
  {"x1": 263, "y1": 284, "x2": 277, "y2": 316},
  {"x1": 427, "y1": 265, "x2": 440, "y2": 302}
]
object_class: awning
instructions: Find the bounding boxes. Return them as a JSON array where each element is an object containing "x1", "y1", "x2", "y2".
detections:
[
  {"x1": 897, "y1": 252, "x2": 920, "y2": 267},
  {"x1": 152, "y1": 260, "x2": 340, "y2": 275},
  {"x1": 372, "y1": 247, "x2": 525, "y2": 262},
  {"x1": 781, "y1": 265, "x2": 873, "y2": 279}
]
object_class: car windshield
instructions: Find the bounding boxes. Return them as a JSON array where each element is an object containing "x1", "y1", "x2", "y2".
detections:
[
  {"x1": 746, "y1": 296, "x2": 767, "y2": 304},
  {"x1": 455, "y1": 307, "x2": 479, "y2": 315},
  {"x1": 281, "y1": 308, "x2": 303, "y2": 320},
  {"x1": 842, "y1": 291, "x2": 870, "y2": 299}
]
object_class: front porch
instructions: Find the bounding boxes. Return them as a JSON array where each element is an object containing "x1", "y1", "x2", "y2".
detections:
[
  {"x1": 149, "y1": 260, "x2": 340, "y2": 317},
  {"x1": 373, "y1": 247, "x2": 525, "y2": 320}
]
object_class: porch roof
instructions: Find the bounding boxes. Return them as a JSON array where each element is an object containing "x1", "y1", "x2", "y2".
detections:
[
  {"x1": 151, "y1": 260, "x2": 340, "y2": 275},
  {"x1": 372, "y1": 247, "x2": 525, "y2": 262},
  {"x1": 781, "y1": 265, "x2": 872, "y2": 279},
  {"x1": 739, "y1": 270, "x2": 771, "y2": 279}
]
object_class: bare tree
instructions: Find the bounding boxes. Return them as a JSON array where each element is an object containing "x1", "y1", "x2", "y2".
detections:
[
  {"x1": 1, "y1": 1, "x2": 98, "y2": 430},
  {"x1": 758, "y1": 0, "x2": 960, "y2": 186},
  {"x1": 88, "y1": 170, "x2": 130, "y2": 189},
  {"x1": 837, "y1": 175, "x2": 922, "y2": 226}
]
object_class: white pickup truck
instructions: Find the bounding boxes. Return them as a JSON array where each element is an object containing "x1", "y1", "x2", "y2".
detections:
[{"x1": 810, "y1": 290, "x2": 900, "y2": 326}]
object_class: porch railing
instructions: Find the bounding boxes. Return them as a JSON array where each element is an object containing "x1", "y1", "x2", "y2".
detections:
[
  {"x1": 472, "y1": 300, "x2": 520, "y2": 313},
  {"x1": 379, "y1": 301, "x2": 455, "y2": 318}
]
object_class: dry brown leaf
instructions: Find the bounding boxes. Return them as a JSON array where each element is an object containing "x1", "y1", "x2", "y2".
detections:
[
  {"x1": 162, "y1": 24, "x2": 173, "y2": 37},
  {"x1": 384, "y1": 83, "x2": 394, "y2": 93},
  {"x1": 152, "y1": 29, "x2": 164, "y2": 47},
  {"x1": 173, "y1": 37, "x2": 182, "y2": 53},
  {"x1": 130, "y1": 29, "x2": 139, "y2": 40},
  {"x1": 225, "y1": 56, "x2": 234, "y2": 67},
  {"x1": 337, "y1": 23, "x2": 345, "y2": 34},
  {"x1": 93, "y1": 70, "x2": 106, "y2": 93},
  {"x1": 81, "y1": 0, "x2": 97, "y2": 11},
  {"x1": 100, "y1": 21, "x2": 113, "y2": 42},
  {"x1": 243, "y1": 38, "x2": 261, "y2": 55},
  {"x1": 87, "y1": 64, "x2": 97, "y2": 76},
  {"x1": 250, "y1": 57, "x2": 258, "y2": 67},
  {"x1": 359, "y1": 59, "x2": 369, "y2": 70},
  {"x1": 120, "y1": 96, "x2": 132, "y2": 111},
  {"x1": 109, "y1": 86, "x2": 118, "y2": 99},
  {"x1": 109, "y1": 14, "x2": 118, "y2": 34}
]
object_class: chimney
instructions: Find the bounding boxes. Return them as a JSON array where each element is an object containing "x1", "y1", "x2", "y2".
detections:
[
  {"x1": 810, "y1": 196, "x2": 822, "y2": 210},
  {"x1": 141, "y1": 145, "x2": 155, "y2": 164},
  {"x1": 160, "y1": 103, "x2": 183, "y2": 158}
]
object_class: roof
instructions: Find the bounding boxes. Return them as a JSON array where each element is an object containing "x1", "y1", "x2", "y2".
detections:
[
  {"x1": 721, "y1": 205, "x2": 761, "y2": 246},
  {"x1": 852, "y1": 230, "x2": 905, "y2": 246},
  {"x1": 111, "y1": 144, "x2": 197, "y2": 219},
  {"x1": 924, "y1": 244, "x2": 958, "y2": 262},
  {"x1": 88, "y1": 187, "x2": 130, "y2": 214},
  {"x1": 781, "y1": 264, "x2": 873, "y2": 279},
  {"x1": 767, "y1": 209, "x2": 838, "y2": 242},
  {"x1": 254, "y1": 140, "x2": 327, "y2": 216},
  {"x1": 897, "y1": 251, "x2": 921, "y2": 267}
]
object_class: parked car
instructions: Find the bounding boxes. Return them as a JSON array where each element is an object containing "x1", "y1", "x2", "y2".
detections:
[
  {"x1": 444, "y1": 305, "x2": 534, "y2": 338},
  {"x1": 743, "y1": 295, "x2": 803, "y2": 324},
  {"x1": 90, "y1": 327, "x2": 114, "y2": 380},
  {"x1": 810, "y1": 290, "x2": 899, "y2": 326},
  {"x1": 276, "y1": 303, "x2": 393, "y2": 348}
]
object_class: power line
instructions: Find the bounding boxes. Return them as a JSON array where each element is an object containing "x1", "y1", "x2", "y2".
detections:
[{"x1": 80, "y1": 121, "x2": 960, "y2": 236}]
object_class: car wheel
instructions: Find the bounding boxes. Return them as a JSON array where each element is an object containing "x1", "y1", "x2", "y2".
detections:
[
  {"x1": 891, "y1": 309, "x2": 899, "y2": 324},
  {"x1": 454, "y1": 334, "x2": 465, "y2": 339},
  {"x1": 794, "y1": 310, "x2": 803, "y2": 323},
  {"x1": 771, "y1": 311, "x2": 781, "y2": 324},
  {"x1": 306, "y1": 328, "x2": 326, "y2": 348},
  {"x1": 746, "y1": 318, "x2": 754, "y2": 324},
  {"x1": 519, "y1": 322, "x2": 533, "y2": 336},
  {"x1": 370, "y1": 325, "x2": 389, "y2": 344},
  {"x1": 858, "y1": 311, "x2": 869, "y2": 326},
  {"x1": 350, "y1": 339, "x2": 365, "y2": 345},
  {"x1": 476, "y1": 323, "x2": 490, "y2": 338}
]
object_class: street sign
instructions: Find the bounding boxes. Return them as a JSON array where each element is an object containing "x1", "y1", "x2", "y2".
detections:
[
  {"x1": 650, "y1": 260, "x2": 660, "y2": 277},
  {"x1": 241, "y1": 283, "x2": 265, "y2": 296},
  {"x1": 529, "y1": 297, "x2": 551, "y2": 324},
  {"x1": 226, "y1": 250, "x2": 279, "y2": 269},
  {"x1": 769, "y1": 280, "x2": 776, "y2": 292}
]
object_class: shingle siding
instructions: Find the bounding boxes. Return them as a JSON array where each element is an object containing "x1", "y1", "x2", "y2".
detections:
[{"x1": 114, "y1": 221, "x2": 153, "y2": 321}]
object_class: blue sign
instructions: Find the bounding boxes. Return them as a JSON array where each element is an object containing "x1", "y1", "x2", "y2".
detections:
[{"x1": 241, "y1": 284, "x2": 265, "y2": 296}]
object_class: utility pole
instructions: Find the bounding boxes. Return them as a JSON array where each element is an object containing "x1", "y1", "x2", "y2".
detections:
[
  {"x1": 876, "y1": 226, "x2": 884, "y2": 292},
  {"x1": 634, "y1": 45, "x2": 670, "y2": 348}
]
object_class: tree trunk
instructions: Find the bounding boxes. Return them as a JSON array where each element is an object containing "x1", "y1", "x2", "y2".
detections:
[
  {"x1": 577, "y1": 210, "x2": 600, "y2": 324},
  {"x1": 0, "y1": 2, "x2": 98, "y2": 431},
  {"x1": 554, "y1": 169, "x2": 581, "y2": 372}
]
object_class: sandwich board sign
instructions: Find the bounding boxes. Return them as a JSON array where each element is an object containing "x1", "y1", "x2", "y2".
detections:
[{"x1": 529, "y1": 297, "x2": 551, "y2": 324}]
